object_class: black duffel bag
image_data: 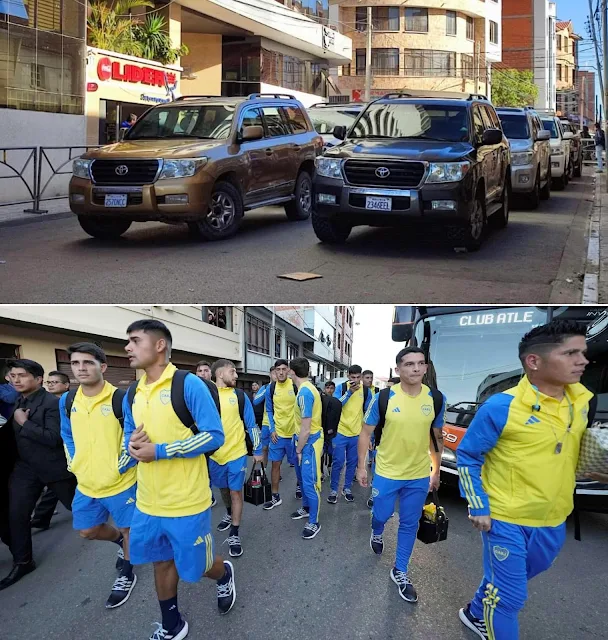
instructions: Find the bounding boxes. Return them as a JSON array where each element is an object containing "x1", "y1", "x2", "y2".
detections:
[{"x1": 417, "y1": 489, "x2": 449, "y2": 544}]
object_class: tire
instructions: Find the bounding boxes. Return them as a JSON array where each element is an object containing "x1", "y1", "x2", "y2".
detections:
[
  {"x1": 527, "y1": 169, "x2": 540, "y2": 209},
  {"x1": 574, "y1": 155, "x2": 582, "y2": 177},
  {"x1": 564, "y1": 162, "x2": 570, "y2": 186},
  {"x1": 311, "y1": 210, "x2": 352, "y2": 244},
  {"x1": 188, "y1": 181, "x2": 243, "y2": 241},
  {"x1": 540, "y1": 163, "x2": 551, "y2": 200},
  {"x1": 553, "y1": 170, "x2": 566, "y2": 190},
  {"x1": 285, "y1": 171, "x2": 312, "y2": 221},
  {"x1": 449, "y1": 190, "x2": 486, "y2": 252},
  {"x1": 78, "y1": 215, "x2": 132, "y2": 239},
  {"x1": 492, "y1": 175, "x2": 511, "y2": 228}
]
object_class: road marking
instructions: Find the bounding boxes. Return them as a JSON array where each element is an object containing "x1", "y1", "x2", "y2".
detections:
[{"x1": 583, "y1": 176, "x2": 601, "y2": 304}]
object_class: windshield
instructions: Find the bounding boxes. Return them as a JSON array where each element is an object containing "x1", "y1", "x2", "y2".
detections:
[
  {"x1": 350, "y1": 104, "x2": 469, "y2": 142},
  {"x1": 126, "y1": 105, "x2": 235, "y2": 140},
  {"x1": 308, "y1": 108, "x2": 360, "y2": 135},
  {"x1": 498, "y1": 114, "x2": 530, "y2": 140},
  {"x1": 541, "y1": 119, "x2": 559, "y2": 139}
]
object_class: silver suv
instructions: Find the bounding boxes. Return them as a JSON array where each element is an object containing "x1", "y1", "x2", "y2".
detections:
[{"x1": 496, "y1": 107, "x2": 551, "y2": 208}]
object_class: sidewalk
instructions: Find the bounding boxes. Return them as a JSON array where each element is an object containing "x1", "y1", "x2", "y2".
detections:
[
  {"x1": 0, "y1": 198, "x2": 72, "y2": 228},
  {"x1": 597, "y1": 174, "x2": 608, "y2": 303}
]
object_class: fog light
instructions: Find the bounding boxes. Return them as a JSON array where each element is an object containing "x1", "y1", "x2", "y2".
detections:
[
  {"x1": 165, "y1": 194, "x2": 189, "y2": 204},
  {"x1": 432, "y1": 200, "x2": 457, "y2": 211},
  {"x1": 71, "y1": 194, "x2": 85, "y2": 203},
  {"x1": 518, "y1": 175, "x2": 530, "y2": 184},
  {"x1": 317, "y1": 193, "x2": 336, "y2": 204}
]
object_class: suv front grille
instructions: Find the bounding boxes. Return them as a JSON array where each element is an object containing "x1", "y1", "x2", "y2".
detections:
[
  {"x1": 91, "y1": 159, "x2": 160, "y2": 185},
  {"x1": 344, "y1": 159, "x2": 425, "y2": 188}
]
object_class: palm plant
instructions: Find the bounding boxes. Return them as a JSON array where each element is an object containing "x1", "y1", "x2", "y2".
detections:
[{"x1": 132, "y1": 13, "x2": 189, "y2": 65}]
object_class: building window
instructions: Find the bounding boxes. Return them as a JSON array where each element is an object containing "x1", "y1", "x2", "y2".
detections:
[
  {"x1": 446, "y1": 10, "x2": 456, "y2": 36},
  {"x1": 337, "y1": 332, "x2": 341, "y2": 349},
  {"x1": 557, "y1": 64, "x2": 562, "y2": 81},
  {"x1": 355, "y1": 7, "x2": 400, "y2": 32},
  {"x1": 466, "y1": 16, "x2": 474, "y2": 40},
  {"x1": 489, "y1": 21, "x2": 498, "y2": 45},
  {"x1": 461, "y1": 54, "x2": 474, "y2": 79},
  {"x1": 356, "y1": 48, "x2": 400, "y2": 76},
  {"x1": 203, "y1": 306, "x2": 232, "y2": 331},
  {"x1": 405, "y1": 8, "x2": 428, "y2": 33},
  {"x1": 557, "y1": 35, "x2": 562, "y2": 51},
  {"x1": 287, "y1": 340, "x2": 299, "y2": 361},
  {"x1": 247, "y1": 315, "x2": 270, "y2": 355},
  {"x1": 404, "y1": 49, "x2": 457, "y2": 77},
  {"x1": 341, "y1": 63, "x2": 351, "y2": 76},
  {"x1": 274, "y1": 328, "x2": 282, "y2": 358}
]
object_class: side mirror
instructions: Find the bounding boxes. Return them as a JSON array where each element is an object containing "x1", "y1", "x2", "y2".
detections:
[
  {"x1": 481, "y1": 128, "x2": 503, "y2": 146},
  {"x1": 536, "y1": 129, "x2": 551, "y2": 141},
  {"x1": 333, "y1": 125, "x2": 347, "y2": 141},
  {"x1": 562, "y1": 131, "x2": 574, "y2": 140},
  {"x1": 241, "y1": 125, "x2": 264, "y2": 142}
]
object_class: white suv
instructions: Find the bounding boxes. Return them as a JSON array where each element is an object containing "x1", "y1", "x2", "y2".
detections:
[{"x1": 540, "y1": 115, "x2": 574, "y2": 189}]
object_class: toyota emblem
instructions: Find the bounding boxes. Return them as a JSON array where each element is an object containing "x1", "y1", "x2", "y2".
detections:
[
  {"x1": 115, "y1": 165, "x2": 129, "y2": 176},
  {"x1": 375, "y1": 167, "x2": 390, "y2": 178}
]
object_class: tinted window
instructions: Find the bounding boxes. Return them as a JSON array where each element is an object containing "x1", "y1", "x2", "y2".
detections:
[
  {"x1": 261, "y1": 107, "x2": 290, "y2": 137},
  {"x1": 308, "y1": 107, "x2": 360, "y2": 134},
  {"x1": 541, "y1": 119, "x2": 559, "y2": 138},
  {"x1": 498, "y1": 114, "x2": 530, "y2": 139},
  {"x1": 240, "y1": 107, "x2": 263, "y2": 134},
  {"x1": 472, "y1": 107, "x2": 485, "y2": 142},
  {"x1": 283, "y1": 106, "x2": 308, "y2": 133}
]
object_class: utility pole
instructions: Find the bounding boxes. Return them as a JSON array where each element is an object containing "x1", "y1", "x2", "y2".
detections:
[
  {"x1": 580, "y1": 74, "x2": 586, "y2": 128},
  {"x1": 603, "y1": 0, "x2": 608, "y2": 187},
  {"x1": 271, "y1": 305, "x2": 276, "y2": 359},
  {"x1": 365, "y1": 6, "x2": 372, "y2": 102},
  {"x1": 589, "y1": 0, "x2": 605, "y2": 113},
  {"x1": 475, "y1": 41, "x2": 480, "y2": 94}
]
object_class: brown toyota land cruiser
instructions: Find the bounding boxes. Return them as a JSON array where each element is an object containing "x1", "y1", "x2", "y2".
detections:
[{"x1": 69, "y1": 94, "x2": 322, "y2": 240}]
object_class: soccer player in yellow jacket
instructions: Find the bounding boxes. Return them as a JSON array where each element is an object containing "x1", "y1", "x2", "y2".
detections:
[{"x1": 457, "y1": 320, "x2": 592, "y2": 640}]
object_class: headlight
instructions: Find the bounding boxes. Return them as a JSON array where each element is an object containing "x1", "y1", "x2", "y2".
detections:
[
  {"x1": 551, "y1": 148, "x2": 564, "y2": 157},
  {"x1": 511, "y1": 151, "x2": 533, "y2": 166},
  {"x1": 442, "y1": 448, "x2": 457, "y2": 463},
  {"x1": 315, "y1": 156, "x2": 342, "y2": 179},
  {"x1": 159, "y1": 158, "x2": 208, "y2": 179},
  {"x1": 425, "y1": 161, "x2": 470, "y2": 183},
  {"x1": 73, "y1": 158, "x2": 92, "y2": 179}
]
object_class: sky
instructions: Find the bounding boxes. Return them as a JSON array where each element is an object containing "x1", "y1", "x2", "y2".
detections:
[{"x1": 351, "y1": 305, "x2": 398, "y2": 382}]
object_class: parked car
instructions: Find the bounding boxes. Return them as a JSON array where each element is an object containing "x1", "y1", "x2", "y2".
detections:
[
  {"x1": 69, "y1": 94, "x2": 323, "y2": 240},
  {"x1": 539, "y1": 114, "x2": 574, "y2": 189},
  {"x1": 306, "y1": 102, "x2": 365, "y2": 150},
  {"x1": 312, "y1": 92, "x2": 511, "y2": 252},
  {"x1": 496, "y1": 107, "x2": 551, "y2": 208},
  {"x1": 560, "y1": 120, "x2": 583, "y2": 177}
]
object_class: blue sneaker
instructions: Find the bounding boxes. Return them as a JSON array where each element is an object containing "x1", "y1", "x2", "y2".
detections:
[
  {"x1": 106, "y1": 573, "x2": 137, "y2": 609},
  {"x1": 390, "y1": 568, "x2": 417, "y2": 603},
  {"x1": 370, "y1": 532, "x2": 383, "y2": 555},
  {"x1": 327, "y1": 491, "x2": 338, "y2": 504},
  {"x1": 342, "y1": 489, "x2": 354, "y2": 503},
  {"x1": 302, "y1": 522, "x2": 321, "y2": 539},
  {"x1": 291, "y1": 507, "x2": 309, "y2": 520},
  {"x1": 459, "y1": 604, "x2": 488, "y2": 639},
  {"x1": 149, "y1": 617, "x2": 188, "y2": 640},
  {"x1": 217, "y1": 561, "x2": 236, "y2": 615}
]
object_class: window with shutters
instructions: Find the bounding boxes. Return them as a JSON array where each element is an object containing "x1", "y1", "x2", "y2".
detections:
[
  {"x1": 203, "y1": 306, "x2": 232, "y2": 331},
  {"x1": 247, "y1": 315, "x2": 270, "y2": 355},
  {"x1": 287, "y1": 341, "x2": 299, "y2": 361}
]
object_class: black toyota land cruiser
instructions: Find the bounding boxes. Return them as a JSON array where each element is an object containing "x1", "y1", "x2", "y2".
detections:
[{"x1": 311, "y1": 92, "x2": 511, "y2": 251}]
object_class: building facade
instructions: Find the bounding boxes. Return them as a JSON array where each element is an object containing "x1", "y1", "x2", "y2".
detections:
[
  {"x1": 577, "y1": 70, "x2": 596, "y2": 125},
  {"x1": 555, "y1": 20, "x2": 581, "y2": 119},
  {"x1": 331, "y1": 0, "x2": 501, "y2": 101},
  {"x1": 334, "y1": 305, "x2": 354, "y2": 375}
]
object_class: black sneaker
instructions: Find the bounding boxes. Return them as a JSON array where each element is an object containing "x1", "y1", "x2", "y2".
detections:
[
  {"x1": 295, "y1": 485, "x2": 303, "y2": 500},
  {"x1": 327, "y1": 491, "x2": 338, "y2": 504},
  {"x1": 211, "y1": 495, "x2": 217, "y2": 508},
  {"x1": 262, "y1": 495, "x2": 282, "y2": 510},
  {"x1": 149, "y1": 617, "x2": 189, "y2": 640},
  {"x1": 291, "y1": 507, "x2": 309, "y2": 520},
  {"x1": 390, "y1": 568, "x2": 418, "y2": 603},
  {"x1": 105, "y1": 573, "x2": 137, "y2": 609},
  {"x1": 367, "y1": 497, "x2": 374, "y2": 509},
  {"x1": 115, "y1": 546, "x2": 124, "y2": 571},
  {"x1": 459, "y1": 604, "x2": 488, "y2": 639},
  {"x1": 342, "y1": 489, "x2": 354, "y2": 503},
  {"x1": 217, "y1": 560, "x2": 236, "y2": 615},
  {"x1": 217, "y1": 513, "x2": 232, "y2": 532},
  {"x1": 224, "y1": 535, "x2": 243, "y2": 558},
  {"x1": 370, "y1": 532, "x2": 383, "y2": 555},
  {"x1": 301, "y1": 522, "x2": 321, "y2": 539}
]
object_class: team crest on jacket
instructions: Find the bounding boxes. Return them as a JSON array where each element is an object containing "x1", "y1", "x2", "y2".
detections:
[
  {"x1": 160, "y1": 389, "x2": 171, "y2": 405},
  {"x1": 229, "y1": 396, "x2": 237, "y2": 405},
  {"x1": 421, "y1": 404, "x2": 432, "y2": 416},
  {"x1": 100, "y1": 404, "x2": 112, "y2": 417},
  {"x1": 493, "y1": 545, "x2": 509, "y2": 562}
]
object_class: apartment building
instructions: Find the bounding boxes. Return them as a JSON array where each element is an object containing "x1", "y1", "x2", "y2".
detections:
[
  {"x1": 334, "y1": 305, "x2": 354, "y2": 376},
  {"x1": 555, "y1": 20, "x2": 582, "y2": 119},
  {"x1": 330, "y1": 1, "x2": 501, "y2": 100},
  {"x1": 577, "y1": 70, "x2": 596, "y2": 125}
]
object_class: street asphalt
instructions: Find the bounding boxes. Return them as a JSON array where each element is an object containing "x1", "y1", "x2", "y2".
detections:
[
  {"x1": 0, "y1": 464, "x2": 606, "y2": 640},
  {"x1": 0, "y1": 172, "x2": 594, "y2": 304}
]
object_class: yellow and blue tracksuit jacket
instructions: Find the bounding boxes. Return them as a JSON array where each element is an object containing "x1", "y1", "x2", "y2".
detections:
[
  {"x1": 253, "y1": 383, "x2": 270, "y2": 427},
  {"x1": 60, "y1": 382, "x2": 136, "y2": 499},
  {"x1": 121, "y1": 363, "x2": 224, "y2": 518},
  {"x1": 265, "y1": 379, "x2": 297, "y2": 437},
  {"x1": 457, "y1": 376, "x2": 593, "y2": 527},
  {"x1": 334, "y1": 384, "x2": 372, "y2": 437}
]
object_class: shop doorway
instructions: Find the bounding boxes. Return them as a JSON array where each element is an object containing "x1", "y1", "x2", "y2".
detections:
[{"x1": 99, "y1": 100, "x2": 150, "y2": 144}]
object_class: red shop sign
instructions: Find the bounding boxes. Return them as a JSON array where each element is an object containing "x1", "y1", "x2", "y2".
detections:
[{"x1": 96, "y1": 56, "x2": 176, "y2": 88}]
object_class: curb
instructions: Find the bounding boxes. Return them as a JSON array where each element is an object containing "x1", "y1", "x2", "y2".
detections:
[
  {"x1": 582, "y1": 176, "x2": 601, "y2": 304},
  {"x1": 0, "y1": 211, "x2": 73, "y2": 229}
]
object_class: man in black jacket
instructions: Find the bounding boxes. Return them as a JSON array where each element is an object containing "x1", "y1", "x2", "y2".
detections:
[{"x1": 0, "y1": 359, "x2": 77, "y2": 590}]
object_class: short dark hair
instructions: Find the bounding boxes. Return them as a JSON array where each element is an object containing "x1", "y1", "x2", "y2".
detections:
[
  {"x1": 211, "y1": 359, "x2": 235, "y2": 379},
  {"x1": 518, "y1": 320, "x2": 587, "y2": 362},
  {"x1": 196, "y1": 361, "x2": 211, "y2": 369},
  {"x1": 289, "y1": 357, "x2": 309, "y2": 378},
  {"x1": 127, "y1": 319, "x2": 173, "y2": 351},
  {"x1": 396, "y1": 347, "x2": 425, "y2": 364},
  {"x1": 325, "y1": 380, "x2": 335, "y2": 387},
  {"x1": 348, "y1": 364, "x2": 363, "y2": 375},
  {"x1": 269, "y1": 366, "x2": 276, "y2": 372},
  {"x1": 362, "y1": 369, "x2": 373, "y2": 376},
  {"x1": 67, "y1": 342, "x2": 107, "y2": 364},
  {"x1": 274, "y1": 359, "x2": 289, "y2": 368},
  {"x1": 7, "y1": 358, "x2": 44, "y2": 379},
  {"x1": 48, "y1": 371, "x2": 70, "y2": 384}
]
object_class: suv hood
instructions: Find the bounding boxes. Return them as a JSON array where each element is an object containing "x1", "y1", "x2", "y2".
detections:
[
  {"x1": 328, "y1": 138, "x2": 474, "y2": 162},
  {"x1": 508, "y1": 139, "x2": 533, "y2": 152},
  {"x1": 85, "y1": 138, "x2": 225, "y2": 159}
]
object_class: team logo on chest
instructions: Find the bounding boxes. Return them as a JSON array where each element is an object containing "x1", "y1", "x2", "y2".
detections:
[
  {"x1": 229, "y1": 396, "x2": 237, "y2": 406},
  {"x1": 421, "y1": 404, "x2": 432, "y2": 416},
  {"x1": 159, "y1": 389, "x2": 171, "y2": 405},
  {"x1": 100, "y1": 404, "x2": 112, "y2": 417}
]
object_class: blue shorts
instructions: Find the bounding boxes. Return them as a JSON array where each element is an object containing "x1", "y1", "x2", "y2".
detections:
[
  {"x1": 72, "y1": 484, "x2": 137, "y2": 531},
  {"x1": 129, "y1": 507, "x2": 214, "y2": 582},
  {"x1": 261, "y1": 425, "x2": 270, "y2": 448},
  {"x1": 268, "y1": 435, "x2": 296, "y2": 464},
  {"x1": 208, "y1": 455, "x2": 248, "y2": 491}
]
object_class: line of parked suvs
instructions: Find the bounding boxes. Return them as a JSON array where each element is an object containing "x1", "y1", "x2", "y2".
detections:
[{"x1": 69, "y1": 91, "x2": 585, "y2": 251}]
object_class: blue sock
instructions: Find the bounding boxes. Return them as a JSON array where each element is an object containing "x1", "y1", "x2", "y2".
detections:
[
  {"x1": 159, "y1": 596, "x2": 180, "y2": 632},
  {"x1": 113, "y1": 533, "x2": 124, "y2": 548},
  {"x1": 120, "y1": 559, "x2": 133, "y2": 579},
  {"x1": 230, "y1": 524, "x2": 239, "y2": 536}
]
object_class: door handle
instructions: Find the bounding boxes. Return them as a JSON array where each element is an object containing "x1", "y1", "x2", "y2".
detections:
[{"x1": 265, "y1": 149, "x2": 273, "y2": 156}]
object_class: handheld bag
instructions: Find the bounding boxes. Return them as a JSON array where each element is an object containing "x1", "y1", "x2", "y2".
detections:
[
  {"x1": 576, "y1": 422, "x2": 608, "y2": 478},
  {"x1": 244, "y1": 462, "x2": 272, "y2": 506},
  {"x1": 417, "y1": 489, "x2": 449, "y2": 544}
]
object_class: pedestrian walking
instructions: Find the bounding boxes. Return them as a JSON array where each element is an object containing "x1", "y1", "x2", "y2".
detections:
[
  {"x1": 253, "y1": 366, "x2": 277, "y2": 468},
  {"x1": 594, "y1": 122, "x2": 605, "y2": 172}
]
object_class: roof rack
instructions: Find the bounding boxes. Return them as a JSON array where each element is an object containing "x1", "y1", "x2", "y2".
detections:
[
  {"x1": 173, "y1": 95, "x2": 224, "y2": 101},
  {"x1": 535, "y1": 108, "x2": 557, "y2": 116},
  {"x1": 378, "y1": 91, "x2": 489, "y2": 101},
  {"x1": 467, "y1": 93, "x2": 488, "y2": 101},
  {"x1": 247, "y1": 92, "x2": 296, "y2": 100},
  {"x1": 308, "y1": 101, "x2": 363, "y2": 108}
]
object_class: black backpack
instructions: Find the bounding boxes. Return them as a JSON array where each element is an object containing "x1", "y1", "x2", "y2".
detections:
[
  {"x1": 339, "y1": 382, "x2": 371, "y2": 409},
  {"x1": 65, "y1": 387, "x2": 125, "y2": 426},
  {"x1": 321, "y1": 393, "x2": 342, "y2": 440},
  {"x1": 573, "y1": 394, "x2": 598, "y2": 541},
  {"x1": 374, "y1": 386, "x2": 444, "y2": 450},
  {"x1": 269, "y1": 380, "x2": 298, "y2": 398}
]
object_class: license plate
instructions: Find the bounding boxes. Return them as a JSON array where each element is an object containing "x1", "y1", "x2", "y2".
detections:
[
  {"x1": 104, "y1": 194, "x2": 127, "y2": 208},
  {"x1": 365, "y1": 196, "x2": 392, "y2": 211}
]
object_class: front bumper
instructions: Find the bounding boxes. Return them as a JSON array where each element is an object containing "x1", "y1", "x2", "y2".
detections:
[
  {"x1": 550, "y1": 154, "x2": 566, "y2": 178},
  {"x1": 511, "y1": 164, "x2": 536, "y2": 193},
  {"x1": 313, "y1": 174, "x2": 472, "y2": 225},
  {"x1": 69, "y1": 173, "x2": 215, "y2": 222}
]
